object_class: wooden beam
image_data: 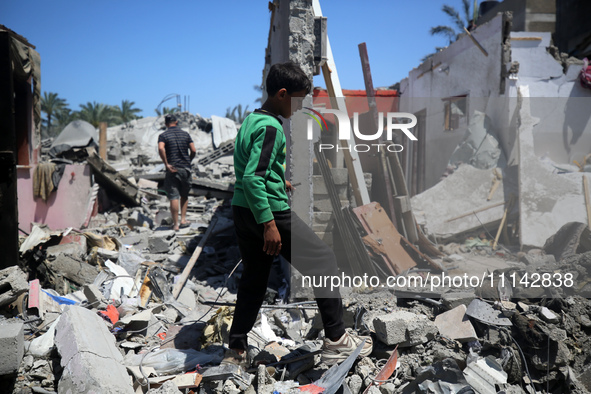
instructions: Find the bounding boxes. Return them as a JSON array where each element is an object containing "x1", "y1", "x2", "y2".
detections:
[
  {"x1": 99, "y1": 122, "x2": 107, "y2": 160},
  {"x1": 358, "y1": 42, "x2": 396, "y2": 221},
  {"x1": 463, "y1": 27, "x2": 488, "y2": 57},
  {"x1": 171, "y1": 216, "x2": 218, "y2": 299}
]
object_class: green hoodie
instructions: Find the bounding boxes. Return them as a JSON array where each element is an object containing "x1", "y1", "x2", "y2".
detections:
[{"x1": 232, "y1": 109, "x2": 289, "y2": 223}]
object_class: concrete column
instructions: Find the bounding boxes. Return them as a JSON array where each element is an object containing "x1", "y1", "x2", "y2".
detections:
[{"x1": 287, "y1": 0, "x2": 315, "y2": 226}]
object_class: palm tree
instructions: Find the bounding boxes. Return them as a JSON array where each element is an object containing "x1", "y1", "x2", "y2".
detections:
[
  {"x1": 53, "y1": 108, "x2": 77, "y2": 135},
  {"x1": 154, "y1": 106, "x2": 180, "y2": 116},
  {"x1": 113, "y1": 100, "x2": 142, "y2": 126},
  {"x1": 41, "y1": 92, "x2": 68, "y2": 137},
  {"x1": 225, "y1": 104, "x2": 250, "y2": 123},
  {"x1": 429, "y1": 0, "x2": 479, "y2": 45},
  {"x1": 254, "y1": 84, "x2": 263, "y2": 104},
  {"x1": 78, "y1": 101, "x2": 115, "y2": 128}
]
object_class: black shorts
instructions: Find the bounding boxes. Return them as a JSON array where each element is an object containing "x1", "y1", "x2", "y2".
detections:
[{"x1": 163, "y1": 168, "x2": 191, "y2": 200}]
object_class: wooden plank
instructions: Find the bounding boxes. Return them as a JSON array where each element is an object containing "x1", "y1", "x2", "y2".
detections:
[
  {"x1": 171, "y1": 216, "x2": 218, "y2": 299},
  {"x1": 358, "y1": 42, "x2": 397, "y2": 223},
  {"x1": 510, "y1": 37, "x2": 542, "y2": 41},
  {"x1": 353, "y1": 202, "x2": 416, "y2": 274},
  {"x1": 313, "y1": 0, "x2": 370, "y2": 207},
  {"x1": 399, "y1": 237, "x2": 443, "y2": 272},
  {"x1": 444, "y1": 201, "x2": 505, "y2": 222},
  {"x1": 584, "y1": 176, "x2": 591, "y2": 228},
  {"x1": 99, "y1": 122, "x2": 107, "y2": 160}
]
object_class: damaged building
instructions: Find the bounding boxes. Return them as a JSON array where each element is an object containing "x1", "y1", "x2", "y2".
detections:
[{"x1": 2, "y1": 1, "x2": 591, "y2": 393}]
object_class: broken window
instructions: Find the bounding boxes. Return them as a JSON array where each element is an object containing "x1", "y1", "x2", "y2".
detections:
[{"x1": 443, "y1": 95, "x2": 468, "y2": 131}]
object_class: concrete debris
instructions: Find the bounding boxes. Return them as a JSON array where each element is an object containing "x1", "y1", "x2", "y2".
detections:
[
  {"x1": 0, "y1": 266, "x2": 29, "y2": 307},
  {"x1": 434, "y1": 305, "x2": 477, "y2": 343},
  {"x1": 463, "y1": 356, "x2": 508, "y2": 394},
  {"x1": 6, "y1": 39, "x2": 591, "y2": 394},
  {"x1": 6, "y1": 229, "x2": 591, "y2": 394},
  {"x1": 55, "y1": 305, "x2": 134, "y2": 393},
  {"x1": 373, "y1": 310, "x2": 438, "y2": 347},
  {"x1": 0, "y1": 321, "x2": 24, "y2": 376}
]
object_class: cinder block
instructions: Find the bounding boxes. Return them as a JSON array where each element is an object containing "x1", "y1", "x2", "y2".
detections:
[
  {"x1": 313, "y1": 212, "x2": 333, "y2": 224},
  {"x1": 313, "y1": 196, "x2": 348, "y2": 212},
  {"x1": 55, "y1": 305, "x2": 134, "y2": 393},
  {"x1": 312, "y1": 176, "x2": 348, "y2": 199},
  {"x1": 434, "y1": 304, "x2": 477, "y2": 343},
  {"x1": 373, "y1": 311, "x2": 438, "y2": 347},
  {"x1": 0, "y1": 321, "x2": 24, "y2": 375},
  {"x1": 330, "y1": 168, "x2": 349, "y2": 186}
]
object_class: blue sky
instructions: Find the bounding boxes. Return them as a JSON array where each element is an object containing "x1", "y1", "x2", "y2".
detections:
[{"x1": 2, "y1": 1, "x2": 457, "y2": 118}]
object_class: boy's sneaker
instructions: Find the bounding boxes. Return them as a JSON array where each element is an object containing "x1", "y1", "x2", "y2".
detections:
[
  {"x1": 321, "y1": 331, "x2": 373, "y2": 366},
  {"x1": 220, "y1": 348, "x2": 250, "y2": 370}
]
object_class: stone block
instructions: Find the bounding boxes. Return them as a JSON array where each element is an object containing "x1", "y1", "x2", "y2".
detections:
[
  {"x1": 434, "y1": 305, "x2": 477, "y2": 343},
  {"x1": 373, "y1": 310, "x2": 438, "y2": 347},
  {"x1": 0, "y1": 321, "x2": 24, "y2": 375},
  {"x1": 55, "y1": 305, "x2": 134, "y2": 393}
]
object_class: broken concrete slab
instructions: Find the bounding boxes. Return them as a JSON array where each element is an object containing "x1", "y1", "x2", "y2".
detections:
[
  {"x1": 0, "y1": 321, "x2": 24, "y2": 376},
  {"x1": 517, "y1": 86, "x2": 591, "y2": 249},
  {"x1": 544, "y1": 222, "x2": 591, "y2": 262},
  {"x1": 146, "y1": 380, "x2": 181, "y2": 394},
  {"x1": 441, "y1": 291, "x2": 476, "y2": 310},
  {"x1": 46, "y1": 242, "x2": 86, "y2": 261},
  {"x1": 87, "y1": 152, "x2": 139, "y2": 207},
  {"x1": 55, "y1": 305, "x2": 134, "y2": 393},
  {"x1": 411, "y1": 164, "x2": 517, "y2": 240},
  {"x1": 373, "y1": 311, "x2": 438, "y2": 347},
  {"x1": 44, "y1": 254, "x2": 99, "y2": 286},
  {"x1": 0, "y1": 266, "x2": 29, "y2": 307},
  {"x1": 149, "y1": 236, "x2": 175, "y2": 254},
  {"x1": 201, "y1": 364, "x2": 252, "y2": 390},
  {"x1": 83, "y1": 284, "x2": 108, "y2": 309},
  {"x1": 434, "y1": 304, "x2": 477, "y2": 343},
  {"x1": 463, "y1": 356, "x2": 507, "y2": 394}
]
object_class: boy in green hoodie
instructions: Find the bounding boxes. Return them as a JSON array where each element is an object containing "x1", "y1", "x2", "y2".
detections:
[{"x1": 226, "y1": 62, "x2": 372, "y2": 367}]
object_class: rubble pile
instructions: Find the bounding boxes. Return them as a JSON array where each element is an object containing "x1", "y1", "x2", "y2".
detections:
[
  {"x1": 105, "y1": 113, "x2": 236, "y2": 190},
  {"x1": 2, "y1": 211, "x2": 591, "y2": 392}
]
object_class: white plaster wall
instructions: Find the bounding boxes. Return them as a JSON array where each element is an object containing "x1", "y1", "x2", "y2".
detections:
[
  {"x1": 400, "y1": 14, "x2": 506, "y2": 189},
  {"x1": 511, "y1": 32, "x2": 591, "y2": 165}
]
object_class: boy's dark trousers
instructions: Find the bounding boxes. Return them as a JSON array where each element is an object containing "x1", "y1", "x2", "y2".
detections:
[{"x1": 228, "y1": 206, "x2": 346, "y2": 350}]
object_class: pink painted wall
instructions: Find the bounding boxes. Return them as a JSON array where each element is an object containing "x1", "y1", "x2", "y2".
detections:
[{"x1": 17, "y1": 164, "x2": 93, "y2": 231}]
